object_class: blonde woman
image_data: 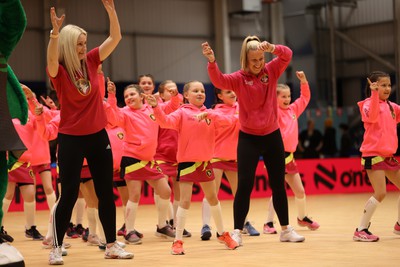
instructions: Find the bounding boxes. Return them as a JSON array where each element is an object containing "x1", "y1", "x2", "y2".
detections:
[{"x1": 46, "y1": 0, "x2": 133, "y2": 264}]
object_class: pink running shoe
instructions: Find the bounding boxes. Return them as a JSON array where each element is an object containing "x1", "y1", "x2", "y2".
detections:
[
  {"x1": 171, "y1": 240, "x2": 185, "y2": 255},
  {"x1": 353, "y1": 228, "x2": 379, "y2": 242},
  {"x1": 263, "y1": 222, "x2": 277, "y2": 234},
  {"x1": 217, "y1": 232, "x2": 239, "y2": 250},
  {"x1": 297, "y1": 216, "x2": 320, "y2": 230},
  {"x1": 394, "y1": 222, "x2": 400, "y2": 235}
]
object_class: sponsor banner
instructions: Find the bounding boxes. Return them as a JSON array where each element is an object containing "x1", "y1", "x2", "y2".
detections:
[{"x1": 8, "y1": 157, "x2": 397, "y2": 211}]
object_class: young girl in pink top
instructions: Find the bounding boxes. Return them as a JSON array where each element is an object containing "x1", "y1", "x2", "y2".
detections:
[
  {"x1": 354, "y1": 71, "x2": 400, "y2": 242},
  {"x1": 201, "y1": 88, "x2": 260, "y2": 240},
  {"x1": 264, "y1": 71, "x2": 320, "y2": 234},
  {"x1": 3, "y1": 114, "x2": 45, "y2": 241},
  {"x1": 22, "y1": 85, "x2": 58, "y2": 216},
  {"x1": 146, "y1": 80, "x2": 239, "y2": 255},
  {"x1": 106, "y1": 81, "x2": 176, "y2": 244},
  {"x1": 154, "y1": 80, "x2": 191, "y2": 237}
]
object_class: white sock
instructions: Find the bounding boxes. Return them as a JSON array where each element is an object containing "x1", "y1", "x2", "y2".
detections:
[
  {"x1": 86, "y1": 207, "x2": 97, "y2": 235},
  {"x1": 125, "y1": 200, "x2": 138, "y2": 233},
  {"x1": 156, "y1": 197, "x2": 169, "y2": 228},
  {"x1": 46, "y1": 191, "x2": 57, "y2": 211},
  {"x1": 210, "y1": 202, "x2": 224, "y2": 235},
  {"x1": 358, "y1": 196, "x2": 379, "y2": 230},
  {"x1": 266, "y1": 197, "x2": 275, "y2": 223},
  {"x1": 202, "y1": 198, "x2": 211, "y2": 226},
  {"x1": 24, "y1": 201, "x2": 36, "y2": 228},
  {"x1": 95, "y1": 208, "x2": 105, "y2": 242},
  {"x1": 295, "y1": 196, "x2": 306, "y2": 220},
  {"x1": 154, "y1": 193, "x2": 160, "y2": 207},
  {"x1": 45, "y1": 203, "x2": 57, "y2": 239},
  {"x1": 75, "y1": 198, "x2": 86, "y2": 225},
  {"x1": 168, "y1": 201, "x2": 174, "y2": 223},
  {"x1": 175, "y1": 207, "x2": 187, "y2": 241},
  {"x1": 172, "y1": 200, "x2": 179, "y2": 227}
]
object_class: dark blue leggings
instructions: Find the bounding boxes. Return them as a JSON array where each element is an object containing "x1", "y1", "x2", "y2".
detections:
[
  {"x1": 234, "y1": 129, "x2": 288, "y2": 229},
  {"x1": 52, "y1": 129, "x2": 115, "y2": 246}
]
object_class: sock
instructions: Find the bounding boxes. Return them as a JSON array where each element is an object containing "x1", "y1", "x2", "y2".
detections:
[
  {"x1": 175, "y1": 207, "x2": 187, "y2": 241},
  {"x1": 266, "y1": 196, "x2": 275, "y2": 223},
  {"x1": 358, "y1": 196, "x2": 379, "y2": 230},
  {"x1": 75, "y1": 198, "x2": 86, "y2": 225},
  {"x1": 154, "y1": 193, "x2": 160, "y2": 207},
  {"x1": 95, "y1": 208, "x2": 106, "y2": 242},
  {"x1": 168, "y1": 201, "x2": 174, "y2": 223},
  {"x1": 172, "y1": 200, "x2": 179, "y2": 227},
  {"x1": 24, "y1": 201, "x2": 36, "y2": 229},
  {"x1": 156, "y1": 197, "x2": 169, "y2": 228},
  {"x1": 210, "y1": 202, "x2": 224, "y2": 235},
  {"x1": 45, "y1": 203, "x2": 57, "y2": 239},
  {"x1": 86, "y1": 207, "x2": 97, "y2": 235},
  {"x1": 125, "y1": 200, "x2": 138, "y2": 233},
  {"x1": 202, "y1": 198, "x2": 211, "y2": 226},
  {"x1": 295, "y1": 196, "x2": 306, "y2": 220},
  {"x1": 46, "y1": 191, "x2": 57, "y2": 211}
]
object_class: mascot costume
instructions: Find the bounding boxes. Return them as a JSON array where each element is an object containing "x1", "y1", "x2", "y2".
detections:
[{"x1": 0, "y1": 0, "x2": 28, "y2": 266}]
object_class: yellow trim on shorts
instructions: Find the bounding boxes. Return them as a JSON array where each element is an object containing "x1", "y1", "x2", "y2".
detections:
[
  {"x1": 156, "y1": 160, "x2": 177, "y2": 166},
  {"x1": 210, "y1": 158, "x2": 221, "y2": 164},
  {"x1": 180, "y1": 162, "x2": 209, "y2": 176},
  {"x1": 361, "y1": 156, "x2": 385, "y2": 166},
  {"x1": 285, "y1": 153, "x2": 294, "y2": 165},
  {"x1": 8, "y1": 161, "x2": 24, "y2": 172},
  {"x1": 125, "y1": 160, "x2": 149, "y2": 174}
]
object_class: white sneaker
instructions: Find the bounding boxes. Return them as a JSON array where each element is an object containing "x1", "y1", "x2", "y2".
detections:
[
  {"x1": 280, "y1": 226, "x2": 305, "y2": 242},
  {"x1": 231, "y1": 229, "x2": 243, "y2": 246},
  {"x1": 0, "y1": 243, "x2": 24, "y2": 266},
  {"x1": 49, "y1": 247, "x2": 64, "y2": 265},
  {"x1": 104, "y1": 243, "x2": 134, "y2": 259}
]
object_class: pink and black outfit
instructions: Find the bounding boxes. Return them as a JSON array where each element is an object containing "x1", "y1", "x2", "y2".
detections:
[{"x1": 207, "y1": 45, "x2": 292, "y2": 229}]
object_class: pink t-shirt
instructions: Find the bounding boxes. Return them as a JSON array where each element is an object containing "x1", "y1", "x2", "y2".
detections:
[
  {"x1": 278, "y1": 82, "x2": 310, "y2": 152},
  {"x1": 153, "y1": 103, "x2": 237, "y2": 162},
  {"x1": 47, "y1": 47, "x2": 106, "y2": 135},
  {"x1": 358, "y1": 90, "x2": 400, "y2": 157},
  {"x1": 212, "y1": 102, "x2": 240, "y2": 160},
  {"x1": 207, "y1": 45, "x2": 292, "y2": 136}
]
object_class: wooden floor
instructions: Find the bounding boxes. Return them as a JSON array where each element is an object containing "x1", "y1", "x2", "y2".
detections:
[{"x1": 4, "y1": 192, "x2": 400, "y2": 267}]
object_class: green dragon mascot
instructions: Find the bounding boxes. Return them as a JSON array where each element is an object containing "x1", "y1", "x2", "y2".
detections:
[{"x1": 0, "y1": 0, "x2": 28, "y2": 266}]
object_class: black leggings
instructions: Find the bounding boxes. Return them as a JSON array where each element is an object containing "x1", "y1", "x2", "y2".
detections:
[
  {"x1": 233, "y1": 129, "x2": 288, "y2": 229},
  {"x1": 52, "y1": 129, "x2": 115, "y2": 246}
]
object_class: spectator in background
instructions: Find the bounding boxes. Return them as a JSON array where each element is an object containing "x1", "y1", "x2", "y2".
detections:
[
  {"x1": 298, "y1": 119, "x2": 323, "y2": 158},
  {"x1": 339, "y1": 123, "x2": 352, "y2": 157},
  {"x1": 321, "y1": 118, "x2": 337, "y2": 158}
]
